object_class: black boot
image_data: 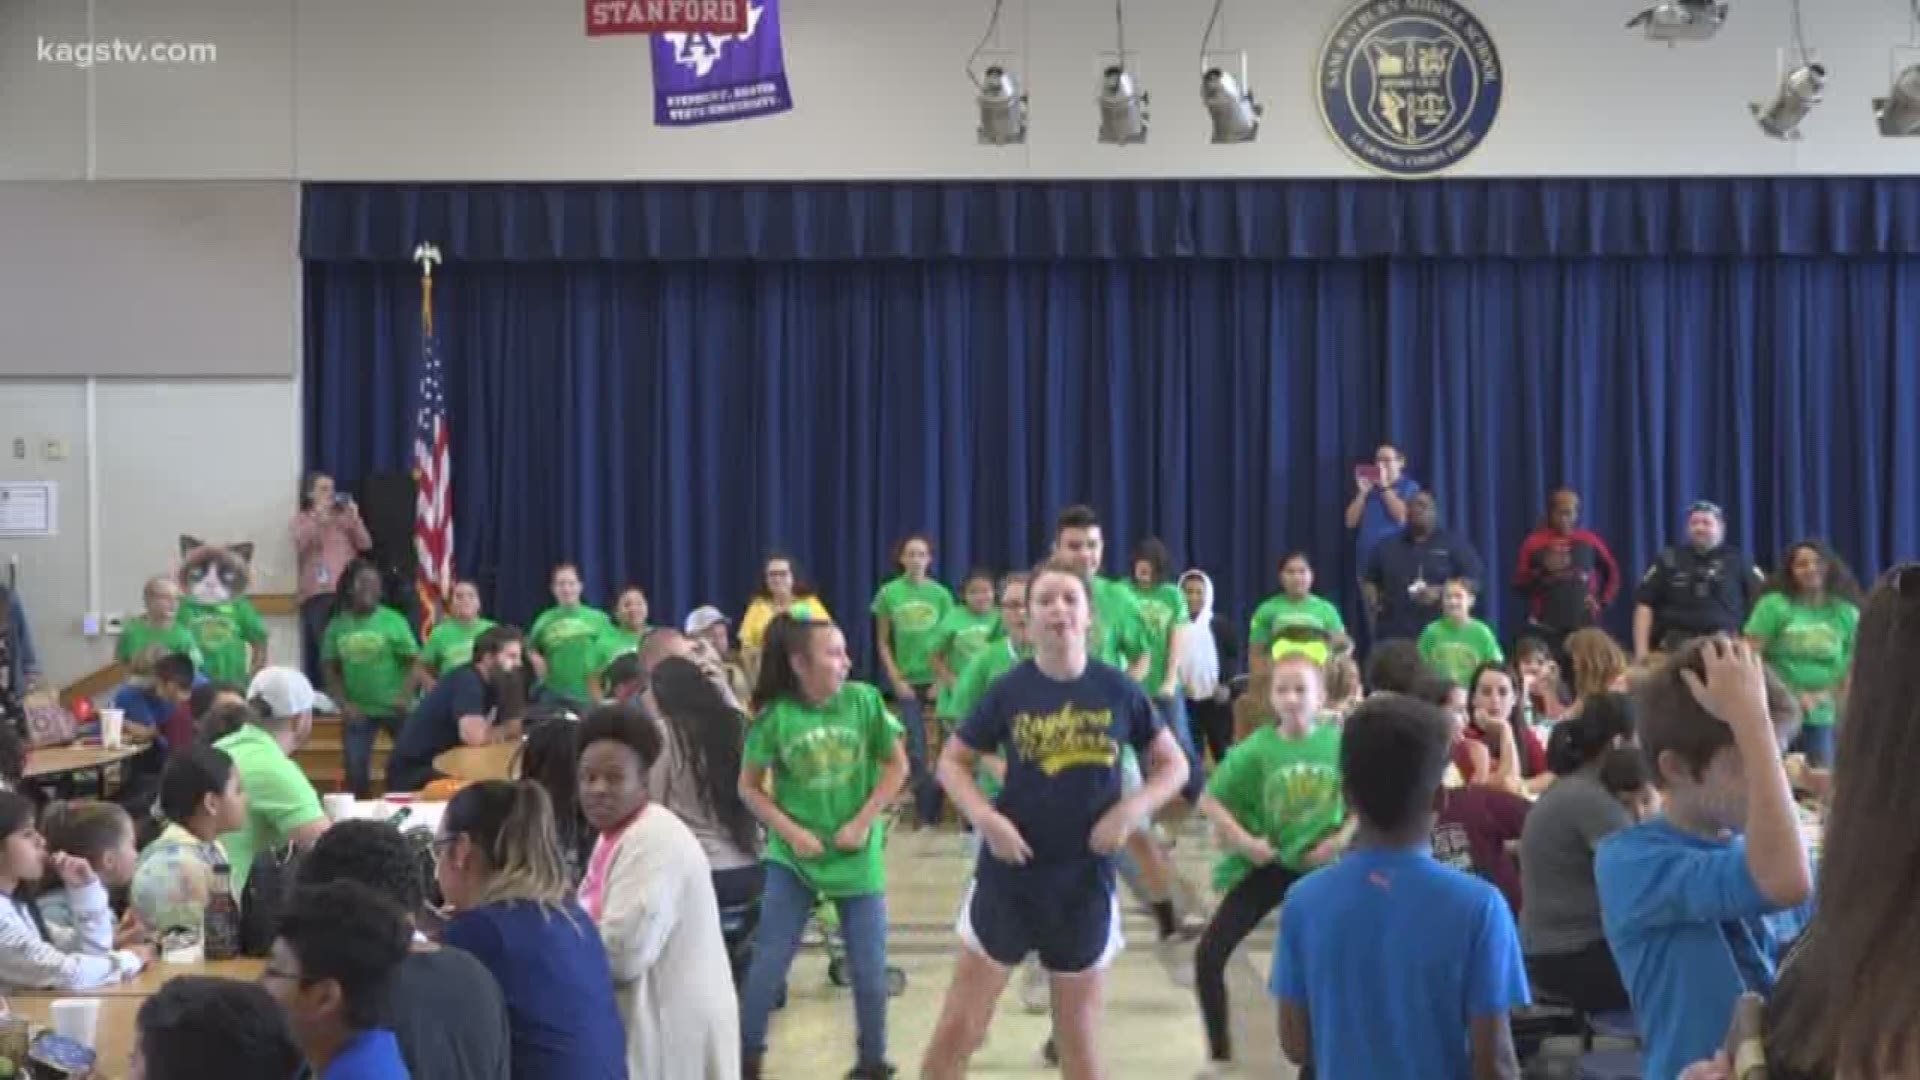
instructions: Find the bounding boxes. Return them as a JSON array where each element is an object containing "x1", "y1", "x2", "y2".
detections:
[
  {"x1": 742, "y1": 1052, "x2": 764, "y2": 1080},
  {"x1": 845, "y1": 1062, "x2": 897, "y2": 1079}
]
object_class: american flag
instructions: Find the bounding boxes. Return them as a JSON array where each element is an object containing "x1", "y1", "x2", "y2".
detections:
[{"x1": 412, "y1": 264, "x2": 453, "y2": 639}]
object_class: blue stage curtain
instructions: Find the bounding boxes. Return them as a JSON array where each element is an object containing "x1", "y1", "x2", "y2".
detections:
[{"x1": 303, "y1": 182, "x2": 1920, "y2": 665}]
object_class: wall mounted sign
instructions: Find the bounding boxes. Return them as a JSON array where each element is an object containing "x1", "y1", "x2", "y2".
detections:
[
  {"x1": 587, "y1": 0, "x2": 748, "y2": 35},
  {"x1": 1317, "y1": 0, "x2": 1504, "y2": 177},
  {"x1": 649, "y1": 0, "x2": 793, "y2": 126}
]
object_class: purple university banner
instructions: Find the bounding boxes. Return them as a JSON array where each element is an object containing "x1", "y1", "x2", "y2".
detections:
[{"x1": 649, "y1": 0, "x2": 793, "y2": 126}]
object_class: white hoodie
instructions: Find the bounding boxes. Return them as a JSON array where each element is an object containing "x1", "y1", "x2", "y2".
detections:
[{"x1": 1176, "y1": 570, "x2": 1222, "y2": 699}]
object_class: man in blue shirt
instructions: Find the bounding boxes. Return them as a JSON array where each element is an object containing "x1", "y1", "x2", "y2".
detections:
[
  {"x1": 1365, "y1": 492, "x2": 1487, "y2": 643},
  {"x1": 264, "y1": 881, "x2": 415, "y2": 1080},
  {"x1": 385, "y1": 625, "x2": 523, "y2": 792},
  {"x1": 1273, "y1": 692, "x2": 1529, "y2": 1080},
  {"x1": 1596, "y1": 637, "x2": 1812, "y2": 1080}
]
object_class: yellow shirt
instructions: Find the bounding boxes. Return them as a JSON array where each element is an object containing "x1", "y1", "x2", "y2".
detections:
[{"x1": 738, "y1": 596, "x2": 833, "y2": 651}]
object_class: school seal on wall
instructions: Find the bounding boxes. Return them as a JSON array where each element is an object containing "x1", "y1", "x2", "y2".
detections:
[{"x1": 1317, "y1": 0, "x2": 1503, "y2": 177}]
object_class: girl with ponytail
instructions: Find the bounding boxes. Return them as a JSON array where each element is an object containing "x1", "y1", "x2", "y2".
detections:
[{"x1": 435, "y1": 780, "x2": 628, "y2": 1080}]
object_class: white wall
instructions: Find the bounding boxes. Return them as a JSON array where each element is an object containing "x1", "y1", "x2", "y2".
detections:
[
  {"x1": 4, "y1": 0, "x2": 1920, "y2": 181},
  {"x1": 0, "y1": 380, "x2": 304, "y2": 686}
]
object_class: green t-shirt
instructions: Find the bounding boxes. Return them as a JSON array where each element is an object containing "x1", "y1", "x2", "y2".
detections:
[
  {"x1": 421, "y1": 618, "x2": 496, "y2": 674},
  {"x1": 744, "y1": 681, "x2": 903, "y2": 898},
  {"x1": 322, "y1": 606, "x2": 421, "y2": 718},
  {"x1": 870, "y1": 576, "x2": 954, "y2": 686},
  {"x1": 1418, "y1": 617, "x2": 1505, "y2": 687},
  {"x1": 931, "y1": 608, "x2": 1001, "y2": 719},
  {"x1": 1206, "y1": 722, "x2": 1345, "y2": 891},
  {"x1": 528, "y1": 604, "x2": 614, "y2": 702},
  {"x1": 214, "y1": 725, "x2": 325, "y2": 899},
  {"x1": 1131, "y1": 582, "x2": 1191, "y2": 696},
  {"x1": 1248, "y1": 593, "x2": 1347, "y2": 655},
  {"x1": 946, "y1": 639, "x2": 1027, "y2": 800},
  {"x1": 178, "y1": 597, "x2": 268, "y2": 685},
  {"x1": 1744, "y1": 592, "x2": 1859, "y2": 727},
  {"x1": 593, "y1": 625, "x2": 652, "y2": 678},
  {"x1": 115, "y1": 617, "x2": 203, "y2": 668},
  {"x1": 1089, "y1": 576, "x2": 1150, "y2": 674}
]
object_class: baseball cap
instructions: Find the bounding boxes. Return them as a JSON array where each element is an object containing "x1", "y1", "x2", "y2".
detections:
[
  {"x1": 684, "y1": 605, "x2": 729, "y2": 635},
  {"x1": 246, "y1": 666, "x2": 318, "y2": 720}
]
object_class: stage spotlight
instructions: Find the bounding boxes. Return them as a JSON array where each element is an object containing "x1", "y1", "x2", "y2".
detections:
[
  {"x1": 977, "y1": 66, "x2": 1027, "y2": 145},
  {"x1": 1098, "y1": 65, "x2": 1149, "y2": 144},
  {"x1": 1626, "y1": 0, "x2": 1728, "y2": 42},
  {"x1": 1201, "y1": 68, "x2": 1260, "y2": 143},
  {"x1": 1874, "y1": 64, "x2": 1920, "y2": 136},
  {"x1": 1752, "y1": 62, "x2": 1826, "y2": 139}
]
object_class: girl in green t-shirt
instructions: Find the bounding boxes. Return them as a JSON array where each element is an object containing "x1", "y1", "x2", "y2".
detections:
[
  {"x1": 1417, "y1": 578, "x2": 1505, "y2": 687},
  {"x1": 870, "y1": 533, "x2": 954, "y2": 828},
  {"x1": 1194, "y1": 651, "x2": 1350, "y2": 1067},
  {"x1": 1743, "y1": 540, "x2": 1862, "y2": 768},
  {"x1": 738, "y1": 612, "x2": 908, "y2": 1079},
  {"x1": 930, "y1": 569, "x2": 1002, "y2": 731},
  {"x1": 587, "y1": 585, "x2": 655, "y2": 702},
  {"x1": 1248, "y1": 552, "x2": 1352, "y2": 680},
  {"x1": 528, "y1": 563, "x2": 613, "y2": 707},
  {"x1": 421, "y1": 580, "x2": 497, "y2": 676},
  {"x1": 321, "y1": 562, "x2": 425, "y2": 797}
]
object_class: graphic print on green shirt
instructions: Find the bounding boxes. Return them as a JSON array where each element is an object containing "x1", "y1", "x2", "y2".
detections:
[
  {"x1": 931, "y1": 608, "x2": 1001, "y2": 720},
  {"x1": 1418, "y1": 618, "x2": 1505, "y2": 687},
  {"x1": 744, "y1": 682, "x2": 903, "y2": 898},
  {"x1": 948, "y1": 641, "x2": 1027, "y2": 800},
  {"x1": 528, "y1": 605, "x2": 614, "y2": 701},
  {"x1": 1744, "y1": 592, "x2": 1858, "y2": 727},
  {"x1": 322, "y1": 606, "x2": 420, "y2": 717},
  {"x1": 1206, "y1": 723, "x2": 1344, "y2": 890},
  {"x1": 1130, "y1": 582, "x2": 1191, "y2": 696},
  {"x1": 116, "y1": 618, "x2": 203, "y2": 668},
  {"x1": 870, "y1": 577, "x2": 954, "y2": 686},
  {"x1": 179, "y1": 598, "x2": 268, "y2": 684},
  {"x1": 421, "y1": 618, "x2": 496, "y2": 674},
  {"x1": 1248, "y1": 593, "x2": 1347, "y2": 653}
]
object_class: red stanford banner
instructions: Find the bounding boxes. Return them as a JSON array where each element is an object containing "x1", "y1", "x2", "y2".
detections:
[{"x1": 586, "y1": 0, "x2": 748, "y2": 35}]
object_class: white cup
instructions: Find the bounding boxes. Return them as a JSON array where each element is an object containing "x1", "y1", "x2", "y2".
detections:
[
  {"x1": 322, "y1": 793, "x2": 357, "y2": 821},
  {"x1": 99, "y1": 709, "x2": 124, "y2": 750},
  {"x1": 49, "y1": 999, "x2": 99, "y2": 1048}
]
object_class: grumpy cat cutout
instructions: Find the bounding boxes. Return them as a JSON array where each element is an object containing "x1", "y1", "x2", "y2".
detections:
[{"x1": 178, "y1": 536, "x2": 255, "y2": 605}]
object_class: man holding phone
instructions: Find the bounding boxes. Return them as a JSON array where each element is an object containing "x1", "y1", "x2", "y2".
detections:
[{"x1": 1345, "y1": 444, "x2": 1420, "y2": 643}]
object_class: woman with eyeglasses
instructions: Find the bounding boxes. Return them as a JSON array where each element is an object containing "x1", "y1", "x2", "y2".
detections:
[
  {"x1": 737, "y1": 554, "x2": 831, "y2": 686},
  {"x1": 432, "y1": 781, "x2": 627, "y2": 1080}
]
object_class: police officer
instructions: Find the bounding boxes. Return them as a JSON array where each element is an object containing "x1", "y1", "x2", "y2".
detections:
[{"x1": 1630, "y1": 501, "x2": 1766, "y2": 659}]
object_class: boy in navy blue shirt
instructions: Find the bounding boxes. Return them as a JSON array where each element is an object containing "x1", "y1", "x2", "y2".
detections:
[
  {"x1": 1272, "y1": 692, "x2": 1529, "y2": 1080},
  {"x1": 1596, "y1": 638, "x2": 1813, "y2": 1080}
]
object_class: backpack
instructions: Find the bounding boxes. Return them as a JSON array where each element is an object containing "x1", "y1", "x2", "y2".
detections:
[{"x1": 239, "y1": 844, "x2": 302, "y2": 957}]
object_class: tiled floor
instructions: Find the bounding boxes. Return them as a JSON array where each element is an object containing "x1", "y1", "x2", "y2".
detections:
[{"x1": 761, "y1": 824, "x2": 1295, "y2": 1078}]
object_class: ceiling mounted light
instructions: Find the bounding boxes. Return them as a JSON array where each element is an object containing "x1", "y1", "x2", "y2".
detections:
[
  {"x1": 969, "y1": 0, "x2": 1026, "y2": 146},
  {"x1": 1097, "y1": 0, "x2": 1148, "y2": 144},
  {"x1": 1752, "y1": 62, "x2": 1826, "y2": 138},
  {"x1": 1874, "y1": 64, "x2": 1920, "y2": 136},
  {"x1": 1198, "y1": 2, "x2": 1259, "y2": 143},
  {"x1": 1626, "y1": 0, "x2": 1729, "y2": 43}
]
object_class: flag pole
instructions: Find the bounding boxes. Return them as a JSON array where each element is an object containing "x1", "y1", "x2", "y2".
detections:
[{"x1": 411, "y1": 242, "x2": 444, "y2": 637}]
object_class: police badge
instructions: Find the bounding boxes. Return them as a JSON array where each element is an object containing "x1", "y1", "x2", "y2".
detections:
[{"x1": 1317, "y1": 0, "x2": 1504, "y2": 177}]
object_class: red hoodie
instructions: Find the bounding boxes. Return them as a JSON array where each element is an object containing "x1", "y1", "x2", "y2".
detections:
[{"x1": 1513, "y1": 527, "x2": 1620, "y2": 631}]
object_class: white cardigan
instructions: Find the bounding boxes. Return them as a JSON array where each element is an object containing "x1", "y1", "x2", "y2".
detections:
[{"x1": 588, "y1": 803, "x2": 740, "y2": 1080}]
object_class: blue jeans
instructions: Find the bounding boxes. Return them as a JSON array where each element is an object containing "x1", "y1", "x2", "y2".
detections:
[
  {"x1": 342, "y1": 712, "x2": 401, "y2": 797},
  {"x1": 740, "y1": 861, "x2": 890, "y2": 1067},
  {"x1": 1792, "y1": 722, "x2": 1836, "y2": 769},
  {"x1": 1154, "y1": 694, "x2": 1207, "y2": 804},
  {"x1": 895, "y1": 687, "x2": 942, "y2": 825}
]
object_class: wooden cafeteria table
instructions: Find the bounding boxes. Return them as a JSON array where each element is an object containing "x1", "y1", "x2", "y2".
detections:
[
  {"x1": 431, "y1": 741, "x2": 520, "y2": 784},
  {"x1": 8, "y1": 960, "x2": 264, "y2": 1077},
  {"x1": 23, "y1": 744, "x2": 145, "y2": 781}
]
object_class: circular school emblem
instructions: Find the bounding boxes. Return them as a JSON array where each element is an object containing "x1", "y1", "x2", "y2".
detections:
[{"x1": 1317, "y1": 0, "x2": 1503, "y2": 178}]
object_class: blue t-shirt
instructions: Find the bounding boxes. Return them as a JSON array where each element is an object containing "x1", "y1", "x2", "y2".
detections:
[
  {"x1": 1273, "y1": 845, "x2": 1529, "y2": 1080},
  {"x1": 440, "y1": 901, "x2": 627, "y2": 1080},
  {"x1": 956, "y1": 659, "x2": 1161, "y2": 883},
  {"x1": 388, "y1": 665, "x2": 495, "y2": 784},
  {"x1": 1355, "y1": 476, "x2": 1421, "y2": 565},
  {"x1": 322, "y1": 1029, "x2": 411, "y2": 1080},
  {"x1": 1596, "y1": 818, "x2": 1812, "y2": 1080}
]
